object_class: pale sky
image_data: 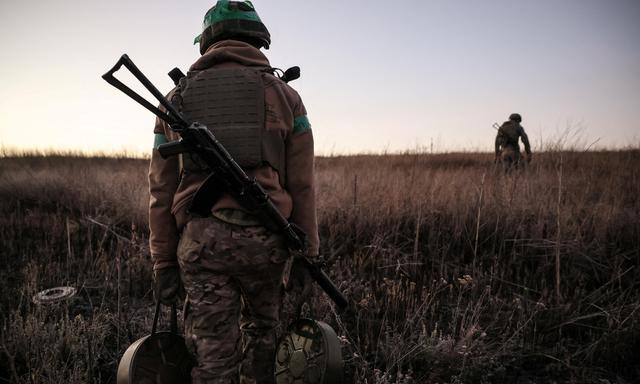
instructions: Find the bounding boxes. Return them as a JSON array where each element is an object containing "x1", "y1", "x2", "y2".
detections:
[{"x1": 1, "y1": 0, "x2": 639, "y2": 155}]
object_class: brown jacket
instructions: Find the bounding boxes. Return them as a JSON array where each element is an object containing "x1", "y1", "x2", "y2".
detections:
[{"x1": 149, "y1": 40, "x2": 318, "y2": 270}]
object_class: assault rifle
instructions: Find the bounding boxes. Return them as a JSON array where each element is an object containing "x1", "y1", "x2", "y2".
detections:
[{"x1": 103, "y1": 54, "x2": 348, "y2": 310}]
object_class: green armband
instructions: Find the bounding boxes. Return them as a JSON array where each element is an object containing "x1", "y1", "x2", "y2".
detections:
[
  {"x1": 153, "y1": 133, "x2": 168, "y2": 149},
  {"x1": 293, "y1": 115, "x2": 311, "y2": 135}
]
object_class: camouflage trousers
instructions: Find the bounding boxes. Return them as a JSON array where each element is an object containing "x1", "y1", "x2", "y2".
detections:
[
  {"x1": 177, "y1": 216, "x2": 289, "y2": 384},
  {"x1": 499, "y1": 146, "x2": 522, "y2": 171}
]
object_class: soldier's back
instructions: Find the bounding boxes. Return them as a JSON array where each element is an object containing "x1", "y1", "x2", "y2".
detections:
[{"x1": 499, "y1": 121, "x2": 521, "y2": 146}]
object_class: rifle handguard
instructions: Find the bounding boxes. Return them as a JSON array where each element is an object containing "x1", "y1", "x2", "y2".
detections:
[{"x1": 303, "y1": 257, "x2": 348, "y2": 310}]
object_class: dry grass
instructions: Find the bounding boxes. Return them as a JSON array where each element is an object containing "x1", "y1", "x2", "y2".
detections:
[{"x1": 0, "y1": 149, "x2": 639, "y2": 383}]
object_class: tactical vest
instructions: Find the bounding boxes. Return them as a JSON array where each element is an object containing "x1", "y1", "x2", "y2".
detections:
[{"x1": 173, "y1": 67, "x2": 286, "y2": 186}]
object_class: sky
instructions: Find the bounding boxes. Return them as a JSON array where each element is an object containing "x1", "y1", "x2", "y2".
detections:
[{"x1": 0, "y1": 0, "x2": 639, "y2": 155}]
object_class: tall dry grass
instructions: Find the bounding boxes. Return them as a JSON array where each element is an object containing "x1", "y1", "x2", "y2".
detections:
[
  {"x1": 312, "y1": 151, "x2": 640, "y2": 382},
  {"x1": 0, "y1": 149, "x2": 639, "y2": 383}
]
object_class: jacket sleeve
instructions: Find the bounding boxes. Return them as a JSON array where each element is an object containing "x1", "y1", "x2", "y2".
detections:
[
  {"x1": 148, "y1": 116, "x2": 181, "y2": 270},
  {"x1": 285, "y1": 97, "x2": 319, "y2": 257}
]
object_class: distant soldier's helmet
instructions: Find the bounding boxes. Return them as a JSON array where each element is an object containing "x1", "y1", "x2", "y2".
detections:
[
  {"x1": 194, "y1": 0, "x2": 271, "y2": 54},
  {"x1": 509, "y1": 113, "x2": 522, "y2": 123}
]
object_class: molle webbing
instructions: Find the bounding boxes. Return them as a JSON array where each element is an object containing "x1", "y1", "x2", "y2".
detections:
[{"x1": 178, "y1": 67, "x2": 285, "y2": 186}]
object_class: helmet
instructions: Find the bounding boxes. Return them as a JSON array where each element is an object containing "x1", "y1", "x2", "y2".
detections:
[
  {"x1": 509, "y1": 113, "x2": 522, "y2": 123},
  {"x1": 194, "y1": 0, "x2": 271, "y2": 54}
]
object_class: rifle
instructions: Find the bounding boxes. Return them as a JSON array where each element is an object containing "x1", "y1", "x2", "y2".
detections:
[{"x1": 103, "y1": 54, "x2": 348, "y2": 310}]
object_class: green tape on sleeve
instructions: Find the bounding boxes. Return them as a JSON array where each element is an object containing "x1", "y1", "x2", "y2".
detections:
[
  {"x1": 153, "y1": 133, "x2": 168, "y2": 149},
  {"x1": 293, "y1": 115, "x2": 311, "y2": 135}
]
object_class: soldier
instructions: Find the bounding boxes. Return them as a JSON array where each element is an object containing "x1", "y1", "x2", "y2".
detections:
[
  {"x1": 148, "y1": 1, "x2": 319, "y2": 383},
  {"x1": 495, "y1": 113, "x2": 532, "y2": 169}
]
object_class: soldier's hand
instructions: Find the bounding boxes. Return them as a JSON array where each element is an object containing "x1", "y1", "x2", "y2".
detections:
[
  {"x1": 526, "y1": 153, "x2": 533, "y2": 163},
  {"x1": 153, "y1": 266, "x2": 184, "y2": 306},
  {"x1": 289, "y1": 258, "x2": 313, "y2": 298},
  {"x1": 287, "y1": 257, "x2": 314, "y2": 318}
]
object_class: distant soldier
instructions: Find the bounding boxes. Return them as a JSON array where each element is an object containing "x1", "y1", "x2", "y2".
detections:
[
  {"x1": 495, "y1": 113, "x2": 532, "y2": 169},
  {"x1": 148, "y1": 1, "x2": 318, "y2": 383}
]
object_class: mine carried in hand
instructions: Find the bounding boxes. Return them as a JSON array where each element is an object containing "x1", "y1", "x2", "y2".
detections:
[{"x1": 117, "y1": 301, "x2": 193, "y2": 384}]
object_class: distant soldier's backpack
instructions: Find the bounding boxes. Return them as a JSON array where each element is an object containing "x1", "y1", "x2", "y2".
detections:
[{"x1": 497, "y1": 121, "x2": 520, "y2": 148}]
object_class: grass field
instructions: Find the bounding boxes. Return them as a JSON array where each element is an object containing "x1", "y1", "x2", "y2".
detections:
[{"x1": 0, "y1": 150, "x2": 639, "y2": 383}]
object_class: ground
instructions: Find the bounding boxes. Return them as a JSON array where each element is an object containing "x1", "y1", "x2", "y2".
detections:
[{"x1": 0, "y1": 150, "x2": 638, "y2": 383}]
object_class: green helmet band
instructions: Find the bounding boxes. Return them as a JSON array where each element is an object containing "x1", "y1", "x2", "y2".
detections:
[
  {"x1": 203, "y1": 0, "x2": 261, "y2": 29},
  {"x1": 194, "y1": 0, "x2": 270, "y2": 52}
]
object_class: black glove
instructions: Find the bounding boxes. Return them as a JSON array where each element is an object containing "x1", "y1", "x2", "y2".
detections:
[
  {"x1": 287, "y1": 257, "x2": 314, "y2": 316},
  {"x1": 295, "y1": 259, "x2": 313, "y2": 299},
  {"x1": 153, "y1": 266, "x2": 184, "y2": 305}
]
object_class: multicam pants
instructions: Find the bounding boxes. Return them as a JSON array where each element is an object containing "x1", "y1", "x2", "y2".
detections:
[
  {"x1": 177, "y1": 216, "x2": 289, "y2": 384},
  {"x1": 499, "y1": 145, "x2": 522, "y2": 171}
]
